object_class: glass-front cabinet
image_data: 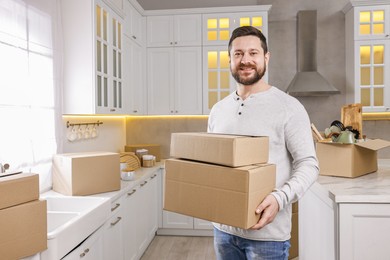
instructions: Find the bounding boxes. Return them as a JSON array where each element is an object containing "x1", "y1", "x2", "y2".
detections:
[
  {"x1": 202, "y1": 8, "x2": 270, "y2": 114},
  {"x1": 62, "y1": 0, "x2": 125, "y2": 114},
  {"x1": 344, "y1": 2, "x2": 390, "y2": 113}
]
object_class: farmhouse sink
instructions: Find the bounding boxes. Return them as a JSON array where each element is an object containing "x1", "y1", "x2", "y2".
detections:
[{"x1": 40, "y1": 196, "x2": 111, "y2": 260}]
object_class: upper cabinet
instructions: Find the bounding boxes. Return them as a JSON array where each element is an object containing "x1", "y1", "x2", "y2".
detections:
[
  {"x1": 203, "y1": 12, "x2": 268, "y2": 46},
  {"x1": 123, "y1": 0, "x2": 145, "y2": 46},
  {"x1": 344, "y1": 1, "x2": 390, "y2": 113},
  {"x1": 61, "y1": 0, "x2": 125, "y2": 114},
  {"x1": 146, "y1": 14, "x2": 202, "y2": 47}
]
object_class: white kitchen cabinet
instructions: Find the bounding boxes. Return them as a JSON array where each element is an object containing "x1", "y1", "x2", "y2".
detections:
[
  {"x1": 122, "y1": 188, "x2": 138, "y2": 260},
  {"x1": 339, "y1": 203, "x2": 390, "y2": 260},
  {"x1": 123, "y1": 0, "x2": 145, "y2": 46},
  {"x1": 202, "y1": 11, "x2": 269, "y2": 46},
  {"x1": 61, "y1": 0, "x2": 125, "y2": 114},
  {"x1": 344, "y1": 2, "x2": 390, "y2": 112},
  {"x1": 62, "y1": 226, "x2": 104, "y2": 260},
  {"x1": 103, "y1": 197, "x2": 124, "y2": 260},
  {"x1": 147, "y1": 46, "x2": 202, "y2": 115},
  {"x1": 123, "y1": 36, "x2": 147, "y2": 114},
  {"x1": 146, "y1": 14, "x2": 202, "y2": 47}
]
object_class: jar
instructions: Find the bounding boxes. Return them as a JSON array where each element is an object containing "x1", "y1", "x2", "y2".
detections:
[{"x1": 142, "y1": 155, "x2": 155, "y2": 167}]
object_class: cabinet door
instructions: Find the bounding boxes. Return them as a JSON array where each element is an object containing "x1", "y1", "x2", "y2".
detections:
[
  {"x1": 147, "y1": 16, "x2": 174, "y2": 47},
  {"x1": 354, "y1": 40, "x2": 390, "y2": 112},
  {"x1": 174, "y1": 14, "x2": 202, "y2": 46},
  {"x1": 339, "y1": 203, "x2": 390, "y2": 260},
  {"x1": 123, "y1": 188, "x2": 138, "y2": 260},
  {"x1": 147, "y1": 47, "x2": 175, "y2": 114},
  {"x1": 174, "y1": 47, "x2": 202, "y2": 115},
  {"x1": 202, "y1": 45, "x2": 235, "y2": 114},
  {"x1": 103, "y1": 199, "x2": 124, "y2": 260},
  {"x1": 123, "y1": 36, "x2": 146, "y2": 114},
  {"x1": 123, "y1": 0, "x2": 144, "y2": 46},
  {"x1": 62, "y1": 226, "x2": 104, "y2": 260},
  {"x1": 354, "y1": 5, "x2": 390, "y2": 40},
  {"x1": 162, "y1": 211, "x2": 194, "y2": 229}
]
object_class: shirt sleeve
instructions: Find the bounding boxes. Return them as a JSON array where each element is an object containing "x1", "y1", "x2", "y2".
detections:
[{"x1": 271, "y1": 102, "x2": 319, "y2": 211}]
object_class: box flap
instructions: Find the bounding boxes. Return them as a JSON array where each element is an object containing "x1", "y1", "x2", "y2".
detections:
[{"x1": 355, "y1": 139, "x2": 390, "y2": 151}]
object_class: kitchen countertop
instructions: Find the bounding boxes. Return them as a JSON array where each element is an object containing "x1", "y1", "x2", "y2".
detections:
[{"x1": 312, "y1": 159, "x2": 390, "y2": 203}]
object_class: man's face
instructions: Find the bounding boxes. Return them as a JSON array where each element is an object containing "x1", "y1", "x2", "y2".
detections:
[{"x1": 229, "y1": 35, "x2": 269, "y2": 85}]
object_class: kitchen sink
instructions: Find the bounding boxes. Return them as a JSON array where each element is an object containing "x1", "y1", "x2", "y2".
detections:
[{"x1": 40, "y1": 196, "x2": 111, "y2": 260}]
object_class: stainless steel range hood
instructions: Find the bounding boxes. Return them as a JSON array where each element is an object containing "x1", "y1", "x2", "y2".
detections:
[{"x1": 286, "y1": 10, "x2": 340, "y2": 96}]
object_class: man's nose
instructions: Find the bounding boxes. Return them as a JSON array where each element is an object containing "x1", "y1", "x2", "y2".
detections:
[{"x1": 240, "y1": 53, "x2": 251, "y2": 64}]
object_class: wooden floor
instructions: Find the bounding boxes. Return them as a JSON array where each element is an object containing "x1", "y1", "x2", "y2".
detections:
[
  {"x1": 140, "y1": 235, "x2": 216, "y2": 260},
  {"x1": 140, "y1": 235, "x2": 299, "y2": 260}
]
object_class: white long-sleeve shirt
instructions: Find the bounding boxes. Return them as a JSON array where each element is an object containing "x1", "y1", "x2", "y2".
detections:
[{"x1": 208, "y1": 86, "x2": 319, "y2": 241}]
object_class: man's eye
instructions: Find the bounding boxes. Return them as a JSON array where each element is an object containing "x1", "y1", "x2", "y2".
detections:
[
  {"x1": 250, "y1": 52, "x2": 258, "y2": 56},
  {"x1": 234, "y1": 53, "x2": 242, "y2": 57}
]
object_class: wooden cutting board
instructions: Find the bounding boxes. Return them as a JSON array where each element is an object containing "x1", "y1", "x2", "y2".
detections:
[{"x1": 341, "y1": 103, "x2": 363, "y2": 138}]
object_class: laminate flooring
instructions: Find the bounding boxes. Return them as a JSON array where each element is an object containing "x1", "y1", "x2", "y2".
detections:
[
  {"x1": 140, "y1": 235, "x2": 299, "y2": 260},
  {"x1": 140, "y1": 235, "x2": 216, "y2": 260}
]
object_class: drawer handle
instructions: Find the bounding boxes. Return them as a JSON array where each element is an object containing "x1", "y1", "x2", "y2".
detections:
[
  {"x1": 132, "y1": 35, "x2": 136, "y2": 39},
  {"x1": 151, "y1": 174, "x2": 157, "y2": 179},
  {"x1": 111, "y1": 216, "x2": 122, "y2": 226},
  {"x1": 127, "y1": 189, "x2": 137, "y2": 196},
  {"x1": 111, "y1": 203, "x2": 120, "y2": 212},
  {"x1": 80, "y1": 252, "x2": 86, "y2": 257},
  {"x1": 140, "y1": 180, "x2": 148, "y2": 187},
  {"x1": 84, "y1": 248, "x2": 89, "y2": 253}
]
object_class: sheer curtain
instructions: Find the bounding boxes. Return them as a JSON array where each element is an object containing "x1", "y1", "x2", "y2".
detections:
[{"x1": 0, "y1": 0, "x2": 63, "y2": 192}]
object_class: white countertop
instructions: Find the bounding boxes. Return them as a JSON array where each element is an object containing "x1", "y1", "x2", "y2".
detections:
[{"x1": 313, "y1": 159, "x2": 390, "y2": 203}]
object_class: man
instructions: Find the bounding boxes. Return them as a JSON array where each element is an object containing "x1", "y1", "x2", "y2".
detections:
[{"x1": 208, "y1": 26, "x2": 319, "y2": 259}]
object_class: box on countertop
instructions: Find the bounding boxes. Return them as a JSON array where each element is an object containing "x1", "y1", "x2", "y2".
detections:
[
  {"x1": 125, "y1": 144, "x2": 161, "y2": 162},
  {"x1": 0, "y1": 172, "x2": 39, "y2": 210},
  {"x1": 170, "y1": 132, "x2": 269, "y2": 167},
  {"x1": 164, "y1": 158, "x2": 276, "y2": 229},
  {"x1": 52, "y1": 152, "x2": 120, "y2": 196},
  {"x1": 0, "y1": 200, "x2": 47, "y2": 259},
  {"x1": 316, "y1": 139, "x2": 390, "y2": 178}
]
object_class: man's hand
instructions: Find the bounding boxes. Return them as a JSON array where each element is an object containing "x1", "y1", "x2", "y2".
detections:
[{"x1": 250, "y1": 194, "x2": 279, "y2": 230}]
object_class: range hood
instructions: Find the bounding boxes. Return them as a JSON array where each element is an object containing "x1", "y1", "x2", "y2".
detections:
[{"x1": 286, "y1": 10, "x2": 340, "y2": 96}]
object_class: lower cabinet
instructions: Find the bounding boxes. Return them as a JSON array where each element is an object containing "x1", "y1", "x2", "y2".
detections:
[
  {"x1": 103, "y1": 197, "x2": 124, "y2": 260},
  {"x1": 62, "y1": 226, "x2": 104, "y2": 260}
]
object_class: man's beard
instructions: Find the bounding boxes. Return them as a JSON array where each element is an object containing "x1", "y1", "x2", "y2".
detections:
[{"x1": 231, "y1": 63, "x2": 266, "y2": 85}]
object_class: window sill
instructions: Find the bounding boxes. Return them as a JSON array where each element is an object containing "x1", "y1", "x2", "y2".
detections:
[{"x1": 363, "y1": 112, "x2": 390, "y2": 121}]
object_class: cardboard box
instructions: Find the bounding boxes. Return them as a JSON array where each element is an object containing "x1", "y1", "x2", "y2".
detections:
[
  {"x1": 53, "y1": 152, "x2": 120, "y2": 196},
  {"x1": 316, "y1": 139, "x2": 390, "y2": 178},
  {"x1": 164, "y1": 158, "x2": 276, "y2": 229},
  {"x1": 170, "y1": 132, "x2": 269, "y2": 167},
  {"x1": 125, "y1": 144, "x2": 161, "y2": 162},
  {"x1": 0, "y1": 200, "x2": 47, "y2": 259},
  {"x1": 0, "y1": 173, "x2": 39, "y2": 210}
]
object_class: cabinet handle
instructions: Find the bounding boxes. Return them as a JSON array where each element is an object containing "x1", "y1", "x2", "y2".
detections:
[
  {"x1": 127, "y1": 189, "x2": 137, "y2": 196},
  {"x1": 170, "y1": 42, "x2": 173, "y2": 45},
  {"x1": 140, "y1": 180, "x2": 148, "y2": 187},
  {"x1": 111, "y1": 216, "x2": 122, "y2": 226},
  {"x1": 110, "y1": 108, "x2": 116, "y2": 112},
  {"x1": 80, "y1": 252, "x2": 86, "y2": 257},
  {"x1": 132, "y1": 35, "x2": 137, "y2": 39},
  {"x1": 84, "y1": 248, "x2": 90, "y2": 253},
  {"x1": 151, "y1": 174, "x2": 157, "y2": 179},
  {"x1": 175, "y1": 41, "x2": 177, "y2": 44},
  {"x1": 111, "y1": 203, "x2": 120, "y2": 212},
  {"x1": 133, "y1": 110, "x2": 138, "y2": 113},
  {"x1": 170, "y1": 110, "x2": 174, "y2": 113}
]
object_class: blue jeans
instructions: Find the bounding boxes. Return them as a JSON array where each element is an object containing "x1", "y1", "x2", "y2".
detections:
[{"x1": 214, "y1": 227, "x2": 290, "y2": 260}]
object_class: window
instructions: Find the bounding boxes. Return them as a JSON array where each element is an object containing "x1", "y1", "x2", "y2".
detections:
[{"x1": 0, "y1": 0, "x2": 61, "y2": 191}]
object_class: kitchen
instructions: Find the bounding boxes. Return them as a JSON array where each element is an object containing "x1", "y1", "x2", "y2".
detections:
[{"x1": 1, "y1": 0, "x2": 390, "y2": 259}]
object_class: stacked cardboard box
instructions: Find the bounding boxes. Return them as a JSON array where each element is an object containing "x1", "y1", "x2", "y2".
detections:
[
  {"x1": 164, "y1": 132, "x2": 276, "y2": 229},
  {"x1": 0, "y1": 173, "x2": 47, "y2": 259}
]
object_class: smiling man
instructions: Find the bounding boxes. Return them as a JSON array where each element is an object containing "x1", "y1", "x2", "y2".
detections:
[{"x1": 207, "y1": 26, "x2": 319, "y2": 260}]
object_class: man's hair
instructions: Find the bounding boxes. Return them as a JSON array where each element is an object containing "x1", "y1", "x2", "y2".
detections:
[{"x1": 228, "y1": 26, "x2": 268, "y2": 55}]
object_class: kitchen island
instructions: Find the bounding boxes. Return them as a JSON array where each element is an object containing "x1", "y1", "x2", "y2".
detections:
[{"x1": 299, "y1": 159, "x2": 390, "y2": 260}]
